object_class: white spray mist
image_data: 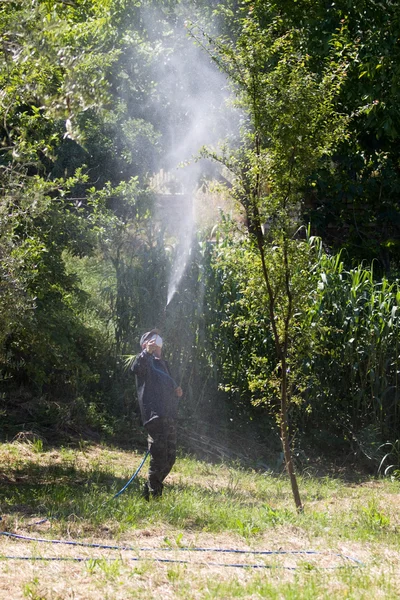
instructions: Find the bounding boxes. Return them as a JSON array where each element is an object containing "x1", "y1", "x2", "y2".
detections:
[{"x1": 140, "y1": 6, "x2": 239, "y2": 307}]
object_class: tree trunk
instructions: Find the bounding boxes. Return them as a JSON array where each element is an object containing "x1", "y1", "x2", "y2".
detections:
[
  {"x1": 253, "y1": 218, "x2": 303, "y2": 512},
  {"x1": 280, "y1": 356, "x2": 303, "y2": 512}
]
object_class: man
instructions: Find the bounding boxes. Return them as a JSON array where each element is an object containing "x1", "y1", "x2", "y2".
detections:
[{"x1": 131, "y1": 329, "x2": 183, "y2": 499}]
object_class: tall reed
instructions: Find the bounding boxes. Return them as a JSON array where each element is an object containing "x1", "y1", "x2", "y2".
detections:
[{"x1": 304, "y1": 251, "x2": 400, "y2": 440}]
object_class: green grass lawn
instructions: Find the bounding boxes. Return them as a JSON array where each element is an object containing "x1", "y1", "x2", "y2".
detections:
[{"x1": 0, "y1": 440, "x2": 399, "y2": 599}]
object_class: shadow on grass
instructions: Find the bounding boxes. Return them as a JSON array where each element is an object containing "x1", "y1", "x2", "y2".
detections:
[
  {"x1": 0, "y1": 459, "x2": 285, "y2": 531},
  {"x1": 0, "y1": 438, "x2": 377, "y2": 532},
  {"x1": 0, "y1": 452, "x2": 149, "y2": 519}
]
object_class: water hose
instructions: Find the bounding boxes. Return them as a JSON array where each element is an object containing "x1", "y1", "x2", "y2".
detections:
[
  {"x1": 150, "y1": 358, "x2": 179, "y2": 388},
  {"x1": 0, "y1": 531, "x2": 364, "y2": 569},
  {"x1": 113, "y1": 450, "x2": 150, "y2": 499}
]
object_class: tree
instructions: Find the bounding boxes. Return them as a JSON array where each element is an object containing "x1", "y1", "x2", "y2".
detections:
[
  {"x1": 268, "y1": 0, "x2": 400, "y2": 271},
  {"x1": 191, "y1": 5, "x2": 348, "y2": 510}
]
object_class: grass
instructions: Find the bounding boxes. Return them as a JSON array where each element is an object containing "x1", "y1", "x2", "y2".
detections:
[{"x1": 0, "y1": 440, "x2": 399, "y2": 599}]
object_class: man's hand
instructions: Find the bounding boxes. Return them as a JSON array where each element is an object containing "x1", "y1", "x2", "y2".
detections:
[
  {"x1": 175, "y1": 386, "x2": 183, "y2": 398},
  {"x1": 146, "y1": 339, "x2": 157, "y2": 354}
]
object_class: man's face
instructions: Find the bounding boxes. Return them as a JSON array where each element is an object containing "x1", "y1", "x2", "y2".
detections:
[{"x1": 145, "y1": 334, "x2": 163, "y2": 357}]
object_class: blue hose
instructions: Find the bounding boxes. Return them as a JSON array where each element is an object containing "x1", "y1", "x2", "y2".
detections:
[
  {"x1": 150, "y1": 359, "x2": 178, "y2": 388},
  {"x1": 113, "y1": 450, "x2": 150, "y2": 499},
  {"x1": 0, "y1": 532, "x2": 364, "y2": 568}
]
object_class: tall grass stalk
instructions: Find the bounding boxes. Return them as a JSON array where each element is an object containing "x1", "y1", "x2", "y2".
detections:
[{"x1": 305, "y1": 250, "x2": 400, "y2": 444}]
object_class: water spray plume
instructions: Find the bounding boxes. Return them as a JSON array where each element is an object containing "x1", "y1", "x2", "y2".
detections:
[
  {"x1": 143, "y1": 7, "x2": 239, "y2": 311},
  {"x1": 167, "y1": 250, "x2": 190, "y2": 307},
  {"x1": 151, "y1": 170, "x2": 194, "y2": 309},
  {"x1": 166, "y1": 287, "x2": 176, "y2": 308}
]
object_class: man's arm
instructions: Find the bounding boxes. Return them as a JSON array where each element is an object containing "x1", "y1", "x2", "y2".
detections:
[
  {"x1": 131, "y1": 350, "x2": 151, "y2": 376},
  {"x1": 163, "y1": 359, "x2": 183, "y2": 397}
]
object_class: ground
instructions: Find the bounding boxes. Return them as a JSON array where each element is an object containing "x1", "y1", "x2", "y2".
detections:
[{"x1": 0, "y1": 442, "x2": 399, "y2": 599}]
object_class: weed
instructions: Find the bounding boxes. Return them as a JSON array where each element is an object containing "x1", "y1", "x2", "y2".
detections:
[
  {"x1": 378, "y1": 439, "x2": 400, "y2": 477},
  {"x1": 234, "y1": 518, "x2": 261, "y2": 537},
  {"x1": 23, "y1": 577, "x2": 46, "y2": 600},
  {"x1": 167, "y1": 566, "x2": 185, "y2": 582},
  {"x1": 86, "y1": 557, "x2": 123, "y2": 581},
  {"x1": 360, "y1": 500, "x2": 390, "y2": 530},
  {"x1": 32, "y1": 439, "x2": 43, "y2": 454}
]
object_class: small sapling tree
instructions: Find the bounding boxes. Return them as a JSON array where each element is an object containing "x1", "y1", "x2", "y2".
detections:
[{"x1": 191, "y1": 6, "x2": 348, "y2": 510}]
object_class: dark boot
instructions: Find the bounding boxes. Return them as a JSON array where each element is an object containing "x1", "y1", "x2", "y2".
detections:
[
  {"x1": 143, "y1": 482, "x2": 150, "y2": 501},
  {"x1": 151, "y1": 486, "x2": 163, "y2": 499}
]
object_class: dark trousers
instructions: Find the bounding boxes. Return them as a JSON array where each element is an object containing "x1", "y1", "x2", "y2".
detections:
[{"x1": 145, "y1": 418, "x2": 177, "y2": 496}]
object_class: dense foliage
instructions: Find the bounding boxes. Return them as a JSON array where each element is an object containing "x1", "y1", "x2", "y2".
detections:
[
  {"x1": 1, "y1": 0, "x2": 400, "y2": 470},
  {"x1": 208, "y1": 235, "x2": 400, "y2": 442}
]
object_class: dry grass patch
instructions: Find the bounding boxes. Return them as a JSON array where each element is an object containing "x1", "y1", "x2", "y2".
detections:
[{"x1": 1, "y1": 528, "x2": 399, "y2": 600}]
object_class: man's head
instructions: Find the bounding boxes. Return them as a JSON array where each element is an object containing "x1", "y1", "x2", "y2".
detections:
[{"x1": 140, "y1": 329, "x2": 163, "y2": 356}]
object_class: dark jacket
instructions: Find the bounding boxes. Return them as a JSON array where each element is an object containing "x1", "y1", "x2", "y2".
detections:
[{"x1": 131, "y1": 350, "x2": 179, "y2": 426}]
